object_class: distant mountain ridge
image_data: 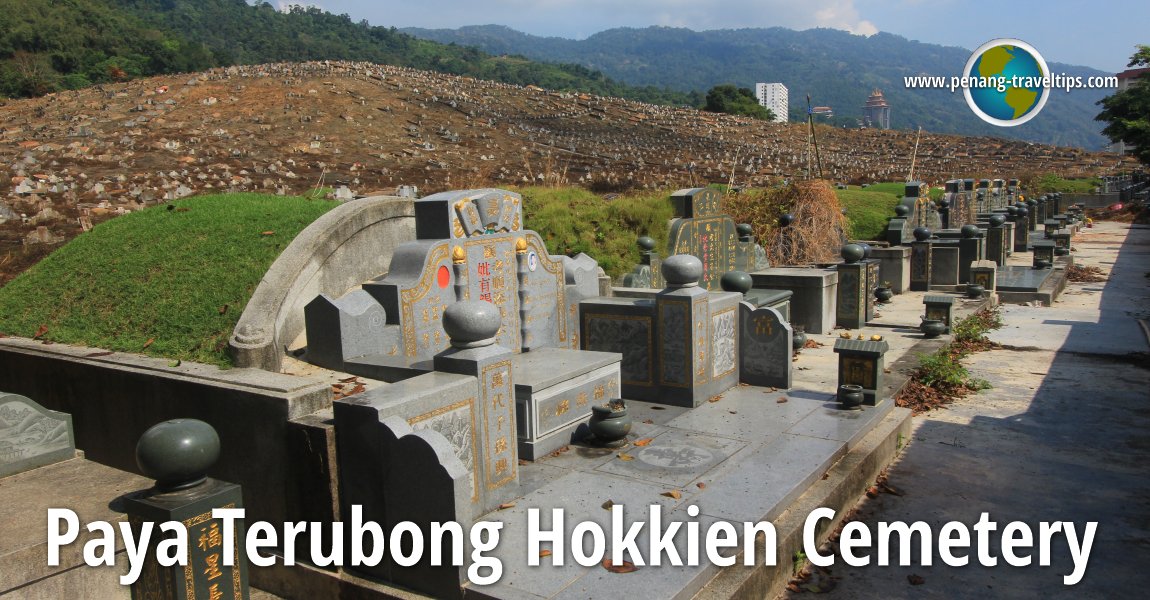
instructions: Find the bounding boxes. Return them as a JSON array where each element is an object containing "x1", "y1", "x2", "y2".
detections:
[{"x1": 401, "y1": 24, "x2": 1115, "y2": 149}]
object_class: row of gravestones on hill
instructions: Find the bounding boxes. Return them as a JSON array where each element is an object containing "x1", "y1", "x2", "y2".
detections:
[{"x1": 6, "y1": 178, "x2": 1070, "y2": 599}]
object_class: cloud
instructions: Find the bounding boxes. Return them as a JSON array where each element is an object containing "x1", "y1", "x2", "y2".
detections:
[{"x1": 326, "y1": 0, "x2": 881, "y2": 38}]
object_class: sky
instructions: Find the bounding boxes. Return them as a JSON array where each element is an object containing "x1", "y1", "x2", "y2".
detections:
[{"x1": 278, "y1": 0, "x2": 1146, "y2": 73}]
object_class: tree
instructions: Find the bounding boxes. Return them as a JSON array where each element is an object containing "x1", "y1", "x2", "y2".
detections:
[
  {"x1": 703, "y1": 84, "x2": 775, "y2": 120},
  {"x1": 1096, "y1": 45, "x2": 1150, "y2": 164}
]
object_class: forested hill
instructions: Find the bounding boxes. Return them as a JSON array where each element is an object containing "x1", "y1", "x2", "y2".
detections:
[
  {"x1": 0, "y1": 0, "x2": 692, "y2": 105},
  {"x1": 402, "y1": 25, "x2": 1116, "y2": 149}
]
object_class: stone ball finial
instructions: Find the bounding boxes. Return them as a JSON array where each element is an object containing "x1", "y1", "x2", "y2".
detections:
[
  {"x1": 859, "y1": 242, "x2": 873, "y2": 259},
  {"x1": 1007, "y1": 206, "x2": 1019, "y2": 217},
  {"x1": 1017, "y1": 206, "x2": 1028, "y2": 217},
  {"x1": 720, "y1": 271, "x2": 753, "y2": 295},
  {"x1": 637, "y1": 236, "x2": 656, "y2": 252},
  {"x1": 840, "y1": 243, "x2": 865, "y2": 263},
  {"x1": 662, "y1": 254, "x2": 703, "y2": 287},
  {"x1": 960, "y1": 224, "x2": 980, "y2": 239},
  {"x1": 938, "y1": 198, "x2": 950, "y2": 209},
  {"x1": 894, "y1": 205, "x2": 910, "y2": 217},
  {"x1": 913, "y1": 227, "x2": 932, "y2": 242},
  {"x1": 778, "y1": 213, "x2": 795, "y2": 227},
  {"x1": 736, "y1": 223, "x2": 754, "y2": 237},
  {"x1": 443, "y1": 300, "x2": 501, "y2": 348},
  {"x1": 989, "y1": 214, "x2": 1006, "y2": 227},
  {"x1": 136, "y1": 419, "x2": 221, "y2": 492}
]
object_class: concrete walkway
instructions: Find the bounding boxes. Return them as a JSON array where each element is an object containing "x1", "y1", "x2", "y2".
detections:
[{"x1": 791, "y1": 221, "x2": 1150, "y2": 598}]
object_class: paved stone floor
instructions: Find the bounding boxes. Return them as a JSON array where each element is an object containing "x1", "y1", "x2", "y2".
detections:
[{"x1": 795, "y1": 221, "x2": 1150, "y2": 599}]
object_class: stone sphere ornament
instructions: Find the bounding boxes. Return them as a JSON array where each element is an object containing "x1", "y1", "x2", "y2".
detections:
[
  {"x1": 989, "y1": 215, "x2": 1007, "y2": 227},
  {"x1": 778, "y1": 213, "x2": 795, "y2": 227},
  {"x1": 443, "y1": 300, "x2": 501, "y2": 347},
  {"x1": 736, "y1": 223, "x2": 754, "y2": 238},
  {"x1": 1007, "y1": 206, "x2": 1019, "y2": 217},
  {"x1": 840, "y1": 243, "x2": 865, "y2": 264},
  {"x1": 913, "y1": 227, "x2": 932, "y2": 242},
  {"x1": 662, "y1": 254, "x2": 703, "y2": 287},
  {"x1": 961, "y1": 224, "x2": 980, "y2": 239},
  {"x1": 136, "y1": 419, "x2": 221, "y2": 491},
  {"x1": 637, "y1": 236, "x2": 656, "y2": 252},
  {"x1": 894, "y1": 205, "x2": 910, "y2": 217},
  {"x1": 939, "y1": 198, "x2": 950, "y2": 209},
  {"x1": 858, "y1": 242, "x2": 873, "y2": 259},
  {"x1": 1017, "y1": 207, "x2": 1028, "y2": 217},
  {"x1": 720, "y1": 271, "x2": 753, "y2": 295}
]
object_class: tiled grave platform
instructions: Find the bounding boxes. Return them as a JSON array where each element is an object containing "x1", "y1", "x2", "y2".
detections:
[
  {"x1": 472, "y1": 384, "x2": 903, "y2": 600},
  {"x1": 996, "y1": 259, "x2": 1072, "y2": 306}
]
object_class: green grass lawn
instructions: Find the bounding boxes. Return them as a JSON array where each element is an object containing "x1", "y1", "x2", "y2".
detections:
[
  {"x1": 834, "y1": 188, "x2": 901, "y2": 240},
  {"x1": 517, "y1": 186, "x2": 675, "y2": 278},
  {"x1": 0, "y1": 193, "x2": 337, "y2": 367}
]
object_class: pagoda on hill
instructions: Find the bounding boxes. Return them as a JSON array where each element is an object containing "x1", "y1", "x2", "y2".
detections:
[{"x1": 862, "y1": 88, "x2": 891, "y2": 130}]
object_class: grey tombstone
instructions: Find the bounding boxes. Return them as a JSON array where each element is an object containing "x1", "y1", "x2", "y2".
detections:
[
  {"x1": 871, "y1": 246, "x2": 911, "y2": 294},
  {"x1": 1013, "y1": 212, "x2": 1030, "y2": 252},
  {"x1": 0, "y1": 392, "x2": 76, "y2": 478},
  {"x1": 836, "y1": 261, "x2": 867, "y2": 329},
  {"x1": 738, "y1": 303, "x2": 792, "y2": 389},
  {"x1": 665, "y1": 187, "x2": 768, "y2": 290},
  {"x1": 910, "y1": 239, "x2": 933, "y2": 292},
  {"x1": 986, "y1": 221, "x2": 1007, "y2": 266},
  {"x1": 864, "y1": 259, "x2": 880, "y2": 320},
  {"x1": 931, "y1": 245, "x2": 960, "y2": 287},
  {"x1": 957, "y1": 226, "x2": 983, "y2": 284}
]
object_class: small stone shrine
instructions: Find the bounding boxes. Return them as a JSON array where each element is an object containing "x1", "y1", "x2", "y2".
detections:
[
  {"x1": 923, "y1": 295, "x2": 956, "y2": 333},
  {"x1": 833, "y1": 338, "x2": 890, "y2": 406}
]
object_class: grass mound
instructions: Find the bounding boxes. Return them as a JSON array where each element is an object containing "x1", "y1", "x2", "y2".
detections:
[
  {"x1": 517, "y1": 186, "x2": 675, "y2": 278},
  {"x1": 0, "y1": 193, "x2": 337, "y2": 367}
]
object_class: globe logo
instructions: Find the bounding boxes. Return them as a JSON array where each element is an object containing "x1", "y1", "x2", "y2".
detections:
[{"x1": 963, "y1": 38, "x2": 1050, "y2": 126}]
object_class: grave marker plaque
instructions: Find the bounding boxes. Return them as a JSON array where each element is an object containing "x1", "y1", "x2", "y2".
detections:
[
  {"x1": 738, "y1": 304, "x2": 792, "y2": 388},
  {"x1": 665, "y1": 188, "x2": 768, "y2": 290},
  {"x1": 0, "y1": 392, "x2": 75, "y2": 478}
]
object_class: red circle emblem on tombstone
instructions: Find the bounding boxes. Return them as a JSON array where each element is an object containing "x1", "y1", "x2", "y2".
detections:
[{"x1": 437, "y1": 265, "x2": 451, "y2": 288}]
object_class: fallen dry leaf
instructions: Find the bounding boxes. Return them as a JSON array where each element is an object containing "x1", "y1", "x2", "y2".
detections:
[
  {"x1": 777, "y1": 397, "x2": 788, "y2": 404},
  {"x1": 865, "y1": 486, "x2": 880, "y2": 498},
  {"x1": 218, "y1": 304, "x2": 229, "y2": 315},
  {"x1": 339, "y1": 376, "x2": 360, "y2": 383},
  {"x1": 498, "y1": 502, "x2": 516, "y2": 510},
  {"x1": 539, "y1": 549, "x2": 552, "y2": 558},
  {"x1": 708, "y1": 395, "x2": 722, "y2": 403},
  {"x1": 601, "y1": 500, "x2": 615, "y2": 511},
  {"x1": 601, "y1": 559, "x2": 639, "y2": 574},
  {"x1": 142, "y1": 338, "x2": 155, "y2": 350},
  {"x1": 633, "y1": 438, "x2": 654, "y2": 447},
  {"x1": 33, "y1": 324, "x2": 48, "y2": 340},
  {"x1": 696, "y1": 482, "x2": 707, "y2": 489},
  {"x1": 261, "y1": 230, "x2": 275, "y2": 236},
  {"x1": 661, "y1": 490, "x2": 682, "y2": 499},
  {"x1": 642, "y1": 419, "x2": 654, "y2": 425},
  {"x1": 907, "y1": 574, "x2": 925, "y2": 585},
  {"x1": 617, "y1": 453, "x2": 635, "y2": 462},
  {"x1": 347, "y1": 384, "x2": 366, "y2": 396}
]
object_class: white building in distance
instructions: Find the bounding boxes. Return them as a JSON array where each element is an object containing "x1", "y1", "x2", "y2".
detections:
[{"x1": 754, "y1": 83, "x2": 788, "y2": 123}]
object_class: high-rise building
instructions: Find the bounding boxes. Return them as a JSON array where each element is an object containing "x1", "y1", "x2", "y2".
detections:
[
  {"x1": 1112, "y1": 67, "x2": 1149, "y2": 155},
  {"x1": 754, "y1": 83, "x2": 788, "y2": 123},
  {"x1": 862, "y1": 88, "x2": 891, "y2": 129}
]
